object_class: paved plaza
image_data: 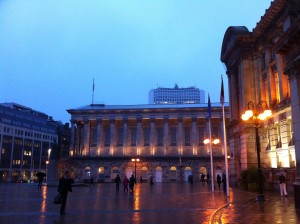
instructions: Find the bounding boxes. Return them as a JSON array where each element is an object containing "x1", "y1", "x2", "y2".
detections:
[{"x1": 0, "y1": 182, "x2": 299, "y2": 224}]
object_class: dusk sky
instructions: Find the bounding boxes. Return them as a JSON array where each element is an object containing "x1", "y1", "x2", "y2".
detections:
[{"x1": 0, "y1": 1, "x2": 271, "y2": 123}]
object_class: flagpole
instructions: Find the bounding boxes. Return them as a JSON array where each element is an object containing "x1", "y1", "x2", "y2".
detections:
[
  {"x1": 222, "y1": 102, "x2": 229, "y2": 197},
  {"x1": 208, "y1": 93, "x2": 214, "y2": 192},
  {"x1": 220, "y1": 75, "x2": 229, "y2": 197},
  {"x1": 209, "y1": 116, "x2": 214, "y2": 192},
  {"x1": 92, "y1": 78, "x2": 95, "y2": 105}
]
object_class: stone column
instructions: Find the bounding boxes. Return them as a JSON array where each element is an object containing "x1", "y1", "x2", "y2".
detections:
[
  {"x1": 150, "y1": 117, "x2": 155, "y2": 155},
  {"x1": 163, "y1": 116, "x2": 169, "y2": 155},
  {"x1": 110, "y1": 118, "x2": 115, "y2": 156},
  {"x1": 96, "y1": 119, "x2": 102, "y2": 156},
  {"x1": 178, "y1": 117, "x2": 183, "y2": 155},
  {"x1": 285, "y1": 60, "x2": 300, "y2": 208},
  {"x1": 192, "y1": 117, "x2": 197, "y2": 155},
  {"x1": 123, "y1": 118, "x2": 128, "y2": 156},
  {"x1": 70, "y1": 120, "x2": 75, "y2": 156},
  {"x1": 83, "y1": 119, "x2": 90, "y2": 156},
  {"x1": 137, "y1": 117, "x2": 142, "y2": 155}
]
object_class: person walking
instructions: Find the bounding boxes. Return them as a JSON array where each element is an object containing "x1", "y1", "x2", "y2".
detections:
[
  {"x1": 37, "y1": 175, "x2": 44, "y2": 190},
  {"x1": 123, "y1": 176, "x2": 129, "y2": 192},
  {"x1": 217, "y1": 174, "x2": 221, "y2": 189},
  {"x1": 57, "y1": 171, "x2": 74, "y2": 215},
  {"x1": 150, "y1": 175, "x2": 154, "y2": 186},
  {"x1": 279, "y1": 174, "x2": 288, "y2": 197},
  {"x1": 115, "y1": 174, "x2": 121, "y2": 192},
  {"x1": 206, "y1": 173, "x2": 210, "y2": 184},
  {"x1": 90, "y1": 176, "x2": 94, "y2": 187},
  {"x1": 129, "y1": 175, "x2": 135, "y2": 192},
  {"x1": 222, "y1": 173, "x2": 226, "y2": 194}
]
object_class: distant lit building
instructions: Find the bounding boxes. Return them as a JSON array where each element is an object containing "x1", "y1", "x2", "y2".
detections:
[
  {"x1": 66, "y1": 102, "x2": 230, "y2": 183},
  {"x1": 0, "y1": 102, "x2": 66, "y2": 182},
  {"x1": 149, "y1": 85, "x2": 205, "y2": 104}
]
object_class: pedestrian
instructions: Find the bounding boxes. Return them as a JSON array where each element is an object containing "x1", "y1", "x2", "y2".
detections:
[
  {"x1": 222, "y1": 173, "x2": 226, "y2": 194},
  {"x1": 57, "y1": 171, "x2": 74, "y2": 215},
  {"x1": 129, "y1": 175, "x2": 135, "y2": 192},
  {"x1": 37, "y1": 175, "x2": 44, "y2": 190},
  {"x1": 150, "y1": 175, "x2": 154, "y2": 185},
  {"x1": 140, "y1": 176, "x2": 143, "y2": 183},
  {"x1": 123, "y1": 176, "x2": 129, "y2": 192},
  {"x1": 201, "y1": 173, "x2": 205, "y2": 182},
  {"x1": 115, "y1": 174, "x2": 121, "y2": 192},
  {"x1": 279, "y1": 174, "x2": 288, "y2": 197},
  {"x1": 206, "y1": 173, "x2": 210, "y2": 183},
  {"x1": 90, "y1": 176, "x2": 94, "y2": 186},
  {"x1": 217, "y1": 174, "x2": 221, "y2": 189}
]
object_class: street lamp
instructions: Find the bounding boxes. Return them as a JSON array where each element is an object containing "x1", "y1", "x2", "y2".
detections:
[
  {"x1": 45, "y1": 160, "x2": 49, "y2": 183},
  {"x1": 204, "y1": 137, "x2": 220, "y2": 192},
  {"x1": 241, "y1": 101, "x2": 272, "y2": 201},
  {"x1": 131, "y1": 158, "x2": 140, "y2": 182},
  {"x1": 46, "y1": 149, "x2": 51, "y2": 183}
]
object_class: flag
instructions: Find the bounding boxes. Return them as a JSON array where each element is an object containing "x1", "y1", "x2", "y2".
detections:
[
  {"x1": 93, "y1": 78, "x2": 95, "y2": 91},
  {"x1": 207, "y1": 93, "x2": 211, "y2": 119},
  {"x1": 220, "y1": 76, "x2": 224, "y2": 105}
]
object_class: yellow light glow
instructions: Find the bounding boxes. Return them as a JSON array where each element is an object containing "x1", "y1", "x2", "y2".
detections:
[
  {"x1": 264, "y1": 109, "x2": 272, "y2": 117},
  {"x1": 241, "y1": 113, "x2": 249, "y2": 121},
  {"x1": 203, "y1": 139, "x2": 210, "y2": 144},
  {"x1": 213, "y1": 139, "x2": 220, "y2": 144},
  {"x1": 245, "y1": 110, "x2": 253, "y2": 117},
  {"x1": 258, "y1": 113, "x2": 266, "y2": 120}
]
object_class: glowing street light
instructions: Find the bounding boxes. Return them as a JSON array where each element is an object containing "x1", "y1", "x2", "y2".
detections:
[
  {"x1": 204, "y1": 137, "x2": 220, "y2": 191},
  {"x1": 131, "y1": 158, "x2": 140, "y2": 182},
  {"x1": 241, "y1": 101, "x2": 272, "y2": 201},
  {"x1": 46, "y1": 148, "x2": 52, "y2": 183}
]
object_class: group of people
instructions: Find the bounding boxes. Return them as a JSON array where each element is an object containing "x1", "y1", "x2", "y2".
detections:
[
  {"x1": 217, "y1": 173, "x2": 227, "y2": 193},
  {"x1": 115, "y1": 174, "x2": 136, "y2": 193},
  {"x1": 54, "y1": 170, "x2": 289, "y2": 216}
]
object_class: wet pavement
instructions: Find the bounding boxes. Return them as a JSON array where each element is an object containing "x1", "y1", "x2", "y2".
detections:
[{"x1": 0, "y1": 182, "x2": 299, "y2": 224}]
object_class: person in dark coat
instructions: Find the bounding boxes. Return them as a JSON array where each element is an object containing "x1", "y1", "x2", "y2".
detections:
[
  {"x1": 123, "y1": 176, "x2": 129, "y2": 192},
  {"x1": 57, "y1": 171, "x2": 74, "y2": 215},
  {"x1": 217, "y1": 174, "x2": 221, "y2": 189},
  {"x1": 129, "y1": 175, "x2": 135, "y2": 192},
  {"x1": 115, "y1": 174, "x2": 121, "y2": 192},
  {"x1": 222, "y1": 173, "x2": 226, "y2": 194}
]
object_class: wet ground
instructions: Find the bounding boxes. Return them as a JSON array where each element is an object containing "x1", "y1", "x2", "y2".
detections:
[{"x1": 0, "y1": 182, "x2": 299, "y2": 224}]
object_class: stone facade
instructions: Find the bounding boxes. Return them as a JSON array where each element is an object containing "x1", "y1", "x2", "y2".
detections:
[
  {"x1": 221, "y1": 0, "x2": 300, "y2": 206},
  {"x1": 66, "y1": 103, "x2": 230, "y2": 183}
]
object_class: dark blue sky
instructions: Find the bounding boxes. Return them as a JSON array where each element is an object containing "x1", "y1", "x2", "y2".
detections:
[{"x1": 0, "y1": 0, "x2": 271, "y2": 123}]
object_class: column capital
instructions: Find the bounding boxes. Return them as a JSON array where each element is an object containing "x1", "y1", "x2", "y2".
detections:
[
  {"x1": 284, "y1": 58, "x2": 300, "y2": 80},
  {"x1": 136, "y1": 116, "x2": 143, "y2": 123}
]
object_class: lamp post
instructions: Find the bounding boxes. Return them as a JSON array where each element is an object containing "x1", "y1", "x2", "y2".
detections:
[
  {"x1": 241, "y1": 101, "x2": 272, "y2": 201},
  {"x1": 131, "y1": 158, "x2": 140, "y2": 182},
  {"x1": 204, "y1": 138, "x2": 220, "y2": 192},
  {"x1": 46, "y1": 149, "x2": 51, "y2": 183}
]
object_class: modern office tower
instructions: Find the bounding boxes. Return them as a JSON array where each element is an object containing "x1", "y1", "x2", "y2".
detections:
[
  {"x1": 149, "y1": 85, "x2": 205, "y2": 104},
  {"x1": 0, "y1": 102, "x2": 65, "y2": 182}
]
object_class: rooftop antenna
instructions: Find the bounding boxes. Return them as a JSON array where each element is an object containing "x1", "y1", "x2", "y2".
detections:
[{"x1": 92, "y1": 78, "x2": 95, "y2": 105}]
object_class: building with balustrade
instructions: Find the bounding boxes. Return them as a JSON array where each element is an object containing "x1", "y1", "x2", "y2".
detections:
[
  {"x1": 221, "y1": 0, "x2": 300, "y2": 199},
  {"x1": 66, "y1": 103, "x2": 230, "y2": 183}
]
